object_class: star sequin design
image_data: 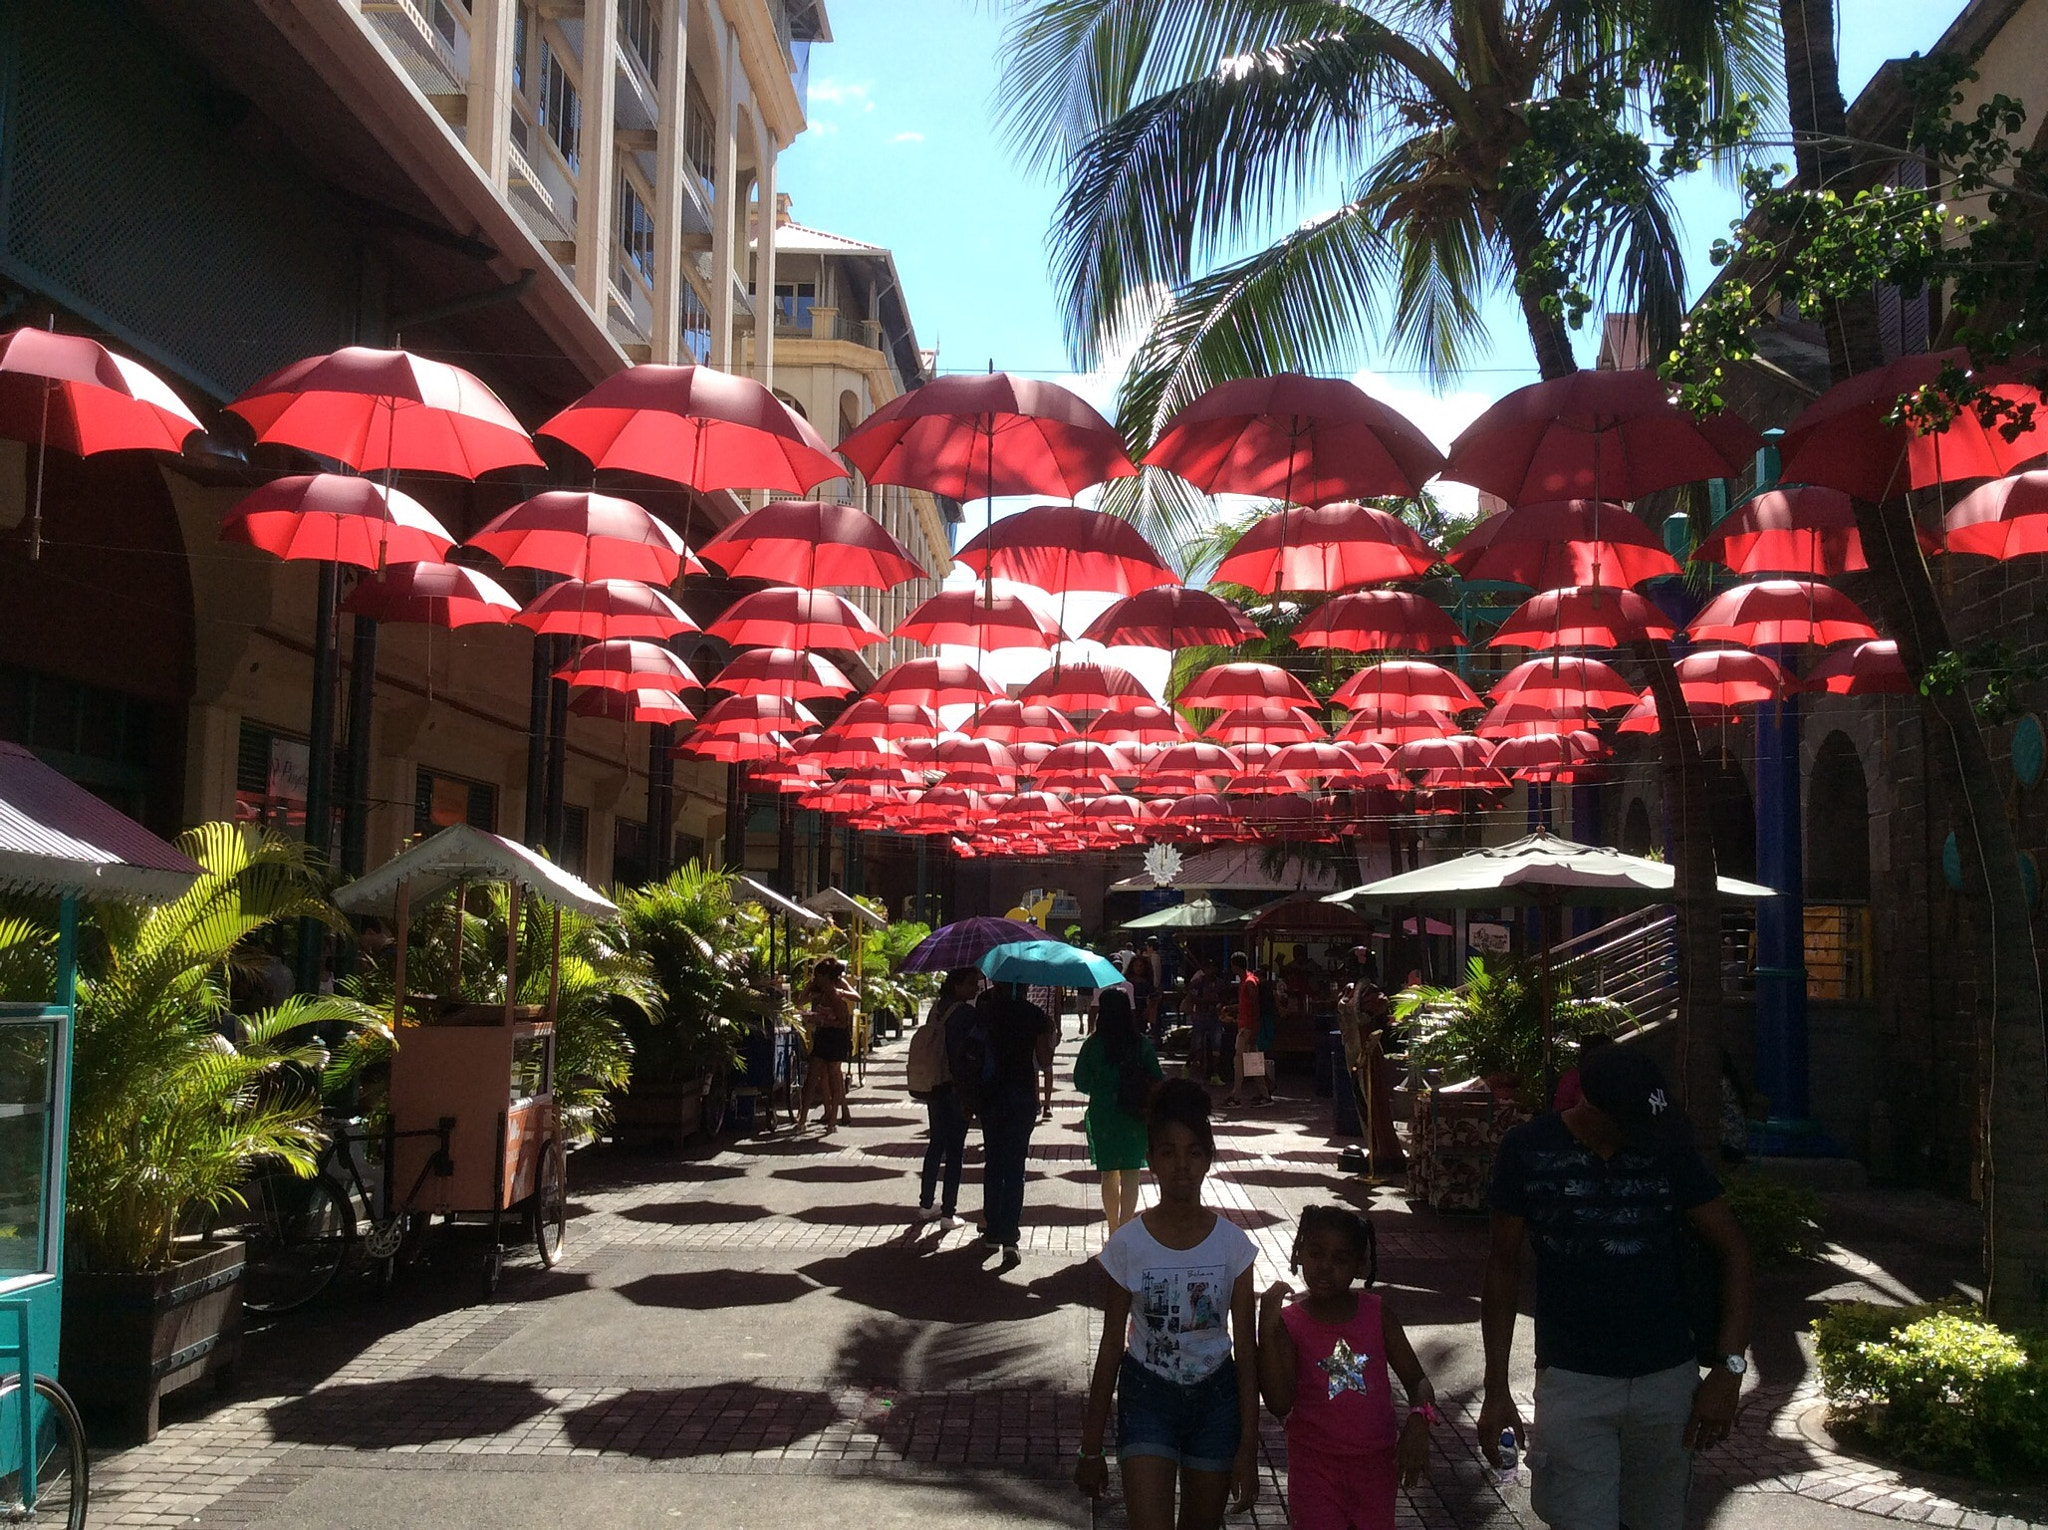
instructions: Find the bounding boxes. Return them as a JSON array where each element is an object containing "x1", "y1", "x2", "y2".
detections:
[{"x1": 1318, "y1": 1339, "x2": 1372, "y2": 1400}]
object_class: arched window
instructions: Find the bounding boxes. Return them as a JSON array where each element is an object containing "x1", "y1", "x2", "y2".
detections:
[
  {"x1": 1807, "y1": 731, "x2": 1871, "y2": 900},
  {"x1": 1706, "y1": 748, "x2": 1757, "y2": 883},
  {"x1": 1622, "y1": 797, "x2": 1653, "y2": 857}
]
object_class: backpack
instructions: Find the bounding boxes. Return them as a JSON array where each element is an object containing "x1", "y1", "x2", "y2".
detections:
[
  {"x1": 951, "y1": 998, "x2": 1000, "y2": 1114},
  {"x1": 906, "y1": 1006, "x2": 954, "y2": 1101}
]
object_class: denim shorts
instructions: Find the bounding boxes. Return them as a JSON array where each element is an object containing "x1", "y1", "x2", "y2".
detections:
[{"x1": 1116, "y1": 1353, "x2": 1242, "y2": 1473}]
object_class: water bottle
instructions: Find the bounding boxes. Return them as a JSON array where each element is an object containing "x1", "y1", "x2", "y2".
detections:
[{"x1": 1496, "y1": 1428, "x2": 1522, "y2": 1487}]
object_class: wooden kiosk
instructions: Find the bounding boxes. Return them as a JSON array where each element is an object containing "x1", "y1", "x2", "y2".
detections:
[{"x1": 333, "y1": 824, "x2": 619, "y2": 1297}]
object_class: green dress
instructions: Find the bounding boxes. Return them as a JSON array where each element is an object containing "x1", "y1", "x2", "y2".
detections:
[{"x1": 1075, "y1": 1034, "x2": 1162, "y2": 1171}]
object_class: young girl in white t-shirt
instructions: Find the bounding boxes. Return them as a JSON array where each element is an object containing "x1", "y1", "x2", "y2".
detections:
[{"x1": 1075, "y1": 1079, "x2": 1259, "y2": 1529}]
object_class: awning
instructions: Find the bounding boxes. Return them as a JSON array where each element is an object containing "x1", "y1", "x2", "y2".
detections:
[
  {"x1": 1121, "y1": 898, "x2": 1250, "y2": 931},
  {"x1": 332, "y1": 822, "x2": 617, "y2": 920},
  {"x1": 737, "y1": 876, "x2": 829, "y2": 929},
  {"x1": 0, "y1": 742, "x2": 200, "y2": 904},
  {"x1": 1325, "y1": 828, "x2": 1774, "y2": 909},
  {"x1": 803, "y1": 886, "x2": 886, "y2": 928}
]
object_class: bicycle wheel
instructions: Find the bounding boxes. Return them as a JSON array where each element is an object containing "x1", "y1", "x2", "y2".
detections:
[
  {"x1": 221, "y1": 1171, "x2": 354, "y2": 1314},
  {"x1": 533, "y1": 1142, "x2": 566, "y2": 1266},
  {"x1": 0, "y1": 1375, "x2": 88, "y2": 1530}
]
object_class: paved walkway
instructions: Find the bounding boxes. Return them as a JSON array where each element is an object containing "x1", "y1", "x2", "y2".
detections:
[{"x1": 88, "y1": 1029, "x2": 2047, "y2": 1529}]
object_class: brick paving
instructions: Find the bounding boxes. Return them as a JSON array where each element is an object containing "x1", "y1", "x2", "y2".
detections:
[{"x1": 82, "y1": 1029, "x2": 2048, "y2": 1528}]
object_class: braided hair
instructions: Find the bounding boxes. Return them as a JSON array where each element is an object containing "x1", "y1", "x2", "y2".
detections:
[{"x1": 1289, "y1": 1204, "x2": 1379, "y2": 1288}]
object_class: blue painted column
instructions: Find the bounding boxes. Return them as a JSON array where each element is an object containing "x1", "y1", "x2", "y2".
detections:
[{"x1": 1754, "y1": 650, "x2": 1809, "y2": 1119}]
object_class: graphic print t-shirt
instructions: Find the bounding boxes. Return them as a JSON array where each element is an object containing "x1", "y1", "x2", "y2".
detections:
[{"x1": 1098, "y1": 1213, "x2": 1257, "y2": 1384}]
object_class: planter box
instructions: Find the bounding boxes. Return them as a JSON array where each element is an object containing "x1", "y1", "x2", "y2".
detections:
[
  {"x1": 62, "y1": 1238, "x2": 244, "y2": 1443},
  {"x1": 609, "y1": 1078, "x2": 707, "y2": 1150}
]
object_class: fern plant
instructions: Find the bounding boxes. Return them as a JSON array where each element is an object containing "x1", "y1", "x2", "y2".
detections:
[
  {"x1": 610, "y1": 863, "x2": 771, "y2": 1087},
  {"x1": 1396, "y1": 955, "x2": 1631, "y2": 1099}
]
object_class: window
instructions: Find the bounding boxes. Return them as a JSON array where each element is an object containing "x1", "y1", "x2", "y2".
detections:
[
  {"x1": 612, "y1": 819, "x2": 649, "y2": 888},
  {"x1": 618, "y1": 0, "x2": 659, "y2": 80},
  {"x1": 558, "y1": 805, "x2": 589, "y2": 877},
  {"x1": 414, "y1": 768, "x2": 497, "y2": 836},
  {"x1": 0, "y1": 666, "x2": 155, "y2": 820},
  {"x1": 617, "y1": 174, "x2": 655, "y2": 283},
  {"x1": 539, "y1": 44, "x2": 580, "y2": 169},
  {"x1": 681, "y1": 281, "x2": 711, "y2": 363},
  {"x1": 512, "y1": 2, "x2": 531, "y2": 94},
  {"x1": 684, "y1": 83, "x2": 715, "y2": 191},
  {"x1": 748, "y1": 280, "x2": 814, "y2": 331}
]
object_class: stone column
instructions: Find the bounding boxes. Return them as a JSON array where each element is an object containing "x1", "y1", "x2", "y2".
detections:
[
  {"x1": 649, "y1": 0, "x2": 690, "y2": 363},
  {"x1": 754, "y1": 107, "x2": 777, "y2": 389},
  {"x1": 465, "y1": 0, "x2": 517, "y2": 186},
  {"x1": 707, "y1": 14, "x2": 740, "y2": 367},
  {"x1": 574, "y1": 0, "x2": 621, "y2": 312}
]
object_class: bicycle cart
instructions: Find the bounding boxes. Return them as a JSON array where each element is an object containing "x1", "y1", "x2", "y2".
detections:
[{"x1": 333, "y1": 824, "x2": 618, "y2": 1299}]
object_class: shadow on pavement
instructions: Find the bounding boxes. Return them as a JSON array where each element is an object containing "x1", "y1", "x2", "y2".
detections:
[
  {"x1": 1217, "y1": 1167, "x2": 1353, "y2": 1191},
  {"x1": 558, "y1": 1383, "x2": 839, "y2": 1457},
  {"x1": 771, "y1": 1163, "x2": 904, "y2": 1184},
  {"x1": 800, "y1": 1243, "x2": 1083, "y2": 1324},
  {"x1": 834, "y1": 1313, "x2": 1066, "y2": 1391},
  {"x1": 266, "y1": 1376, "x2": 552, "y2": 1446},
  {"x1": 616, "y1": 1199, "x2": 775, "y2": 1226},
  {"x1": 615, "y1": 1270, "x2": 819, "y2": 1310}
]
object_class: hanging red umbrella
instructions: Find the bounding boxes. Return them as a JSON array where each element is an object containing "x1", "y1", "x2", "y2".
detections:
[
  {"x1": 1037, "y1": 740, "x2": 1134, "y2": 778},
  {"x1": 953, "y1": 504, "x2": 1176, "y2": 594},
  {"x1": 895, "y1": 588, "x2": 1065, "y2": 649},
  {"x1": 1085, "y1": 705, "x2": 1190, "y2": 745},
  {"x1": 1330, "y1": 660, "x2": 1481, "y2": 712},
  {"x1": 569, "y1": 688, "x2": 697, "y2": 726},
  {"x1": 1019, "y1": 660, "x2": 1155, "y2": 713},
  {"x1": 1674, "y1": 648, "x2": 1791, "y2": 706},
  {"x1": 1293, "y1": 590, "x2": 1466, "y2": 652},
  {"x1": 1803, "y1": 639, "x2": 1911, "y2": 695},
  {"x1": 1489, "y1": 655, "x2": 1637, "y2": 710},
  {"x1": 708, "y1": 587, "x2": 887, "y2": 649},
  {"x1": 1617, "y1": 692, "x2": 1746, "y2": 735},
  {"x1": 1143, "y1": 373, "x2": 1444, "y2": 502},
  {"x1": 1080, "y1": 586, "x2": 1262, "y2": 648},
  {"x1": 709, "y1": 648, "x2": 855, "y2": 700},
  {"x1": 836, "y1": 372, "x2": 1136, "y2": 500},
  {"x1": 1489, "y1": 731, "x2": 1606, "y2": 778},
  {"x1": 1945, "y1": 469, "x2": 2048, "y2": 559},
  {"x1": 1686, "y1": 579, "x2": 1880, "y2": 647},
  {"x1": 865, "y1": 657, "x2": 1002, "y2": 708},
  {"x1": 1690, "y1": 485, "x2": 1926, "y2": 577},
  {"x1": 934, "y1": 735, "x2": 1020, "y2": 775},
  {"x1": 1202, "y1": 707, "x2": 1324, "y2": 746},
  {"x1": 674, "y1": 732, "x2": 797, "y2": 763},
  {"x1": 341, "y1": 561, "x2": 521, "y2": 627},
  {"x1": 534, "y1": 363, "x2": 843, "y2": 493},
  {"x1": 1213, "y1": 502, "x2": 1436, "y2": 593},
  {"x1": 469, "y1": 490, "x2": 694, "y2": 584},
  {"x1": 1336, "y1": 711, "x2": 1459, "y2": 746},
  {"x1": 1441, "y1": 369, "x2": 1761, "y2": 504},
  {"x1": 824, "y1": 698, "x2": 942, "y2": 740},
  {"x1": 0, "y1": 326, "x2": 202, "y2": 455},
  {"x1": 1388, "y1": 735, "x2": 1503, "y2": 791},
  {"x1": 555, "y1": 638, "x2": 703, "y2": 694},
  {"x1": 228, "y1": 345, "x2": 542, "y2": 476},
  {"x1": 1487, "y1": 586, "x2": 1676, "y2": 649},
  {"x1": 1076, "y1": 794, "x2": 1148, "y2": 824},
  {"x1": 801, "y1": 734, "x2": 904, "y2": 769},
  {"x1": 697, "y1": 499, "x2": 925, "y2": 589},
  {"x1": 222, "y1": 473, "x2": 454, "y2": 569},
  {"x1": 967, "y1": 700, "x2": 1077, "y2": 743},
  {"x1": 1448, "y1": 501, "x2": 1680, "y2": 588},
  {"x1": 1777, "y1": 350, "x2": 2048, "y2": 503},
  {"x1": 1178, "y1": 661, "x2": 1317, "y2": 711},
  {"x1": 693, "y1": 694, "x2": 818, "y2": 737},
  {"x1": 1265, "y1": 741, "x2": 1358, "y2": 780},
  {"x1": 514, "y1": 579, "x2": 697, "y2": 641},
  {"x1": 1147, "y1": 740, "x2": 1246, "y2": 777},
  {"x1": 992, "y1": 790, "x2": 1073, "y2": 826},
  {"x1": 1475, "y1": 698, "x2": 1602, "y2": 739}
]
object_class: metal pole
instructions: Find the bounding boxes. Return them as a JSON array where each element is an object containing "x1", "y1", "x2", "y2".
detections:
[
  {"x1": 341, "y1": 614, "x2": 379, "y2": 878},
  {"x1": 298, "y1": 562, "x2": 340, "y2": 991},
  {"x1": 523, "y1": 633, "x2": 551, "y2": 847},
  {"x1": 544, "y1": 638, "x2": 569, "y2": 857},
  {"x1": 1755, "y1": 646, "x2": 1810, "y2": 1121},
  {"x1": 647, "y1": 722, "x2": 674, "y2": 881}
]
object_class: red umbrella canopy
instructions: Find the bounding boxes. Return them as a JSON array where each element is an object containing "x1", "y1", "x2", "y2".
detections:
[
  {"x1": 0, "y1": 328, "x2": 202, "y2": 454},
  {"x1": 1179, "y1": 661, "x2": 1317, "y2": 711},
  {"x1": 1038, "y1": 740, "x2": 1134, "y2": 777},
  {"x1": 469, "y1": 490, "x2": 691, "y2": 584},
  {"x1": 967, "y1": 699, "x2": 1077, "y2": 743},
  {"x1": 1476, "y1": 698, "x2": 1601, "y2": 738},
  {"x1": 1618, "y1": 691, "x2": 1746, "y2": 735},
  {"x1": 865, "y1": 657, "x2": 1002, "y2": 708},
  {"x1": 341, "y1": 561, "x2": 521, "y2": 627},
  {"x1": 534, "y1": 363, "x2": 842, "y2": 493},
  {"x1": 673, "y1": 731, "x2": 796, "y2": 762},
  {"x1": 1293, "y1": 589, "x2": 1466, "y2": 651},
  {"x1": 556, "y1": 638, "x2": 703, "y2": 694},
  {"x1": 1084, "y1": 705, "x2": 1190, "y2": 745},
  {"x1": 895, "y1": 588, "x2": 1065, "y2": 649},
  {"x1": 1213, "y1": 502, "x2": 1436, "y2": 593},
  {"x1": 228, "y1": 345, "x2": 542, "y2": 476},
  {"x1": 1202, "y1": 706, "x2": 1325, "y2": 745},
  {"x1": 1449, "y1": 501, "x2": 1681, "y2": 589},
  {"x1": 1441, "y1": 369, "x2": 1761, "y2": 504},
  {"x1": 802, "y1": 733, "x2": 903, "y2": 769},
  {"x1": 826, "y1": 698, "x2": 942, "y2": 740},
  {"x1": 1388, "y1": 734, "x2": 1497, "y2": 781},
  {"x1": 1487, "y1": 585, "x2": 1676, "y2": 648},
  {"x1": 1337, "y1": 711, "x2": 1459, "y2": 746},
  {"x1": 1080, "y1": 585, "x2": 1262, "y2": 649},
  {"x1": 993, "y1": 790, "x2": 1072, "y2": 824},
  {"x1": 222, "y1": 473, "x2": 454, "y2": 568},
  {"x1": 1147, "y1": 740, "x2": 1246, "y2": 776},
  {"x1": 1266, "y1": 741, "x2": 1358, "y2": 779},
  {"x1": 953, "y1": 504, "x2": 1176, "y2": 594},
  {"x1": 1486, "y1": 731, "x2": 1604, "y2": 775},
  {"x1": 569, "y1": 688, "x2": 697, "y2": 726},
  {"x1": 697, "y1": 499, "x2": 925, "y2": 589},
  {"x1": 1804, "y1": 639, "x2": 1911, "y2": 695},
  {"x1": 934, "y1": 735, "x2": 1019, "y2": 775},
  {"x1": 1674, "y1": 648, "x2": 1791, "y2": 706},
  {"x1": 1686, "y1": 579, "x2": 1880, "y2": 647},
  {"x1": 1018, "y1": 660, "x2": 1155, "y2": 713},
  {"x1": 836, "y1": 372, "x2": 1137, "y2": 499},
  {"x1": 1143, "y1": 373, "x2": 1445, "y2": 502},
  {"x1": 1330, "y1": 660, "x2": 1480, "y2": 712},
  {"x1": 1489, "y1": 655, "x2": 1637, "y2": 710},
  {"x1": 1945, "y1": 469, "x2": 2048, "y2": 559},
  {"x1": 709, "y1": 647, "x2": 855, "y2": 700},
  {"x1": 515, "y1": 579, "x2": 697, "y2": 641},
  {"x1": 708, "y1": 586, "x2": 887, "y2": 649},
  {"x1": 1077, "y1": 794, "x2": 1148, "y2": 823},
  {"x1": 693, "y1": 693, "x2": 818, "y2": 736},
  {"x1": 1778, "y1": 350, "x2": 2048, "y2": 503},
  {"x1": 1693, "y1": 485, "x2": 1902, "y2": 577}
]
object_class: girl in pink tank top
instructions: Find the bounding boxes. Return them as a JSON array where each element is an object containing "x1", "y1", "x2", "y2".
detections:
[{"x1": 1256, "y1": 1208, "x2": 1438, "y2": 1530}]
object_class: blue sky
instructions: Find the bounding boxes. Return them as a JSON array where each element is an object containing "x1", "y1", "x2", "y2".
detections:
[{"x1": 779, "y1": 0, "x2": 1963, "y2": 428}]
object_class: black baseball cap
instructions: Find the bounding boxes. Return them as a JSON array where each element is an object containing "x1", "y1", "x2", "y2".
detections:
[{"x1": 1577, "y1": 1047, "x2": 1688, "y2": 1152}]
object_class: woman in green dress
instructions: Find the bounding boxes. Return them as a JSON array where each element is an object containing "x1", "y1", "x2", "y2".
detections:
[{"x1": 1073, "y1": 987, "x2": 1163, "y2": 1234}]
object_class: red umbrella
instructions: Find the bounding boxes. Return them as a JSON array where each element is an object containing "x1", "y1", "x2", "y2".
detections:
[
  {"x1": 0, "y1": 327, "x2": 202, "y2": 456},
  {"x1": 1080, "y1": 586, "x2": 1262, "y2": 648},
  {"x1": 1266, "y1": 741, "x2": 1358, "y2": 780},
  {"x1": 515, "y1": 579, "x2": 697, "y2": 640},
  {"x1": 801, "y1": 734, "x2": 904, "y2": 769},
  {"x1": 228, "y1": 345, "x2": 542, "y2": 476},
  {"x1": 895, "y1": 588, "x2": 1065, "y2": 649},
  {"x1": 555, "y1": 638, "x2": 703, "y2": 693},
  {"x1": 1213, "y1": 502, "x2": 1436, "y2": 593},
  {"x1": 1448, "y1": 501, "x2": 1680, "y2": 589},
  {"x1": 1476, "y1": 699, "x2": 1601, "y2": 739},
  {"x1": 1037, "y1": 740, "x2": 1134, "y2": 777},
  {"x1": 825, "y1": 698, "x2": 942, "y2": 740},
  {"x1": 1686, "y1": 579, "x2": 1879, "y2": 647},
  {"x1": 1692, "y1": 485, "x2": 1919, "y2": 577},
  {"x1": 569, "y1": 688, "x2": 696, "y2": 726},
  {"x1": 708, "y1": 587, "x2": 887, "y2": 649},
  {"x1": 1487, "y1": 586, "x2": 1676, "y2": 649},
  {"x1": 953, "y1": 504, "x2": 1176, "y2": 594},
  {"x1": 1803, "y1": 639, "x2": 1911, "y2": 695},
  {"x1": 1777, "y1": 350, "x2": 2048, "y2": 503},
  {"x1": 1178, "y1": 661, "x2": 1317, "y2": 710},
  {"x1": 1617, "y1": 691, "x2": 1746, "y2": 735},
  {"x1": 1147, "y1": 740, "x2": 1245, "y2": 777},
  {"x1": 865, "y1": 657, "x2": 1002, "y2": 708},
  {"x1": 341, "y1": 561, "x2": 521, "y2": 627},
  {"x1": 1143, "y1": 373, "x2": 1444, "y2": 502},
  {"x1": 967, "y1": 700, "x2": 1077, "y2": 744},
  {"x1": 222, "y1": 474, "x2": 454, "y2": 568},
  {"x1": 694, "y1": 693, "x2": 819, "y2": 736},
  {"x1": 1330, "y1": 660, "x2": 1480, "y2": 712},
  {"x1": 697, "y1": 499, "x2": 925, "y2": 589},
  {"x1": 1293, "y1": 590, "x2": 1466, "y2": 651},
  {"x1": 1489, "y1": 655, "x2": 1637, "y2": 710},
  {"x1": 469, "y1": 491, "x2": 693, "y2": 584},
  {"x1": 1441, "y1": 369, "x2": 1761, "y2": 504},
  {"x1": 1945, "y1": 470, "x2": 2048, "y2": 559},
  {"x1": 1674, "y1": 648, "x2": 1791, "y2": 706},
  {"x1": 674, "y1": 732, "x2": 798, "y2": 763},
  {"x1": 836, "y1": 372, "x2": 1136, "y2": 500},
  {"x1": 709, "y1": 648, "x2": 855, "y2": 700},
  {"x1": 534, "y1": 363, "x2": 842, "y2": 492},
  {"x1": 1336, "y1": 711, "x2": 1459, "y2": 746},
  {"x1": 1488, "y1": 731, "x2": 1606, "y2": 777},
  {"x1": 934, "y1": 736, "x2": 1020, "y2": 776},
  {"x1": 992, "y1": 790, "x2": 1072, "y2": 825},
  {"x1": 1084, "y1": 705, "x2": 1190, "y2": 745},
  {"x1": 1202, "y1": 707, "x2": 1324, "y2": 746},
  {"x1": 1077, "y1": 794, "x2": 1148, "y2": 824},
  {"x1": 1019, "y1": 660, "x2": 1155, "y2": 713}
]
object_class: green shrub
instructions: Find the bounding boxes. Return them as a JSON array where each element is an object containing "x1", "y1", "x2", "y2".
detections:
[
  {"x1": 1813, "y1": 1300, "x2": 2048, "y2": 1477},
  {"x1": 1720, "y1": 1171, "x2": 1825, "y2": 1265}
]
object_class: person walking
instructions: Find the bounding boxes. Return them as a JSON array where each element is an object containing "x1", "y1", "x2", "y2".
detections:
[
  {"x1": 1127, "y1": 937, "x2": 1163, "y2": 1044},
  {"x1": 967, "y1": 979, "x2": 1054, "y2": 1265},
  {"x1": 1073, "y1": 987, "x2": 1163, "y2": 1234},
  {"x1": 1223, "y1": 953, "x2": 1270, "y2": 1109},
  {"x1": 1479, "y1": 1047, "x2": 1754, "y2": 1530},
  {"x1": 910, "y1": 967, "x2": 981, "y2": 1225},
  {"x1": 1185, "y1": 955, "x2": 1224, "y2": 1085},
  {"x1": 1074, "y1": 1079, "x2": 1259, "y2": 1528},
  {"x1": 799, "y1": 958, "x2": 857, "y2": 1132}
]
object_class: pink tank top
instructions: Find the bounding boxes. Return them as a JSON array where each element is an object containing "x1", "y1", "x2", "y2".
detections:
[{"x1": 1281, "y1": 1292, "x2": 1399, "y2": 1458}]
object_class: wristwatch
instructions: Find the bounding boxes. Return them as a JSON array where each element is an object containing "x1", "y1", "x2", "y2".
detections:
[{"x1": 1721, "y1": 1354, "x2": 1748, "y2": 1376}]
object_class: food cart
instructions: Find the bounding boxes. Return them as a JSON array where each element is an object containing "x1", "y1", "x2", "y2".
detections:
[{"x1": 333, "y1": 824, "x2": 618, "y2": 1298}]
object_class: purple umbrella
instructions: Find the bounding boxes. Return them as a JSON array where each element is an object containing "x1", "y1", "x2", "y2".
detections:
[{"x1": 900, "y1": 917, "x2": 1053, "y2": 973}]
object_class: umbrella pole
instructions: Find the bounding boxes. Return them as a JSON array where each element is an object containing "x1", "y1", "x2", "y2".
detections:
[{"x1": 1539, "y1": 896, "x2": 1556, "y2": 1104}]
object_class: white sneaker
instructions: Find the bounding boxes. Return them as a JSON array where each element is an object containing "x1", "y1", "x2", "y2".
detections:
[
  {"x1": 939, "y1": 1214, "x2": 960, "y2": 1230},
  {"x1": 1002, "y1": 1242, "x2": 1020, "y2": 1259}
]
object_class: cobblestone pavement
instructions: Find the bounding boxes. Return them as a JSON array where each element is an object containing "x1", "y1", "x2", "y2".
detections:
[{"x1": 86, "y1": 1029, "x2": 2047, "y2": 1529}]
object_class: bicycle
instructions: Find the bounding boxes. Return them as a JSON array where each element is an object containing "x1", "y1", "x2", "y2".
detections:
[{"x1": 0, "y1": 1303, "x2": 86, "y2": 1529}]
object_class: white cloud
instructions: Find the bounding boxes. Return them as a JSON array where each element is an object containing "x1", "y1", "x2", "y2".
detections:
[
  {"x1": 891, "y1": 131, "x2": 925, "y2": 144},
  {"x1": 1350, "y1": 368, "x2": 1496, "y2": 523},
  {"x1": 808, "y1": 77, "x2": 872, "y2": 108}
]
